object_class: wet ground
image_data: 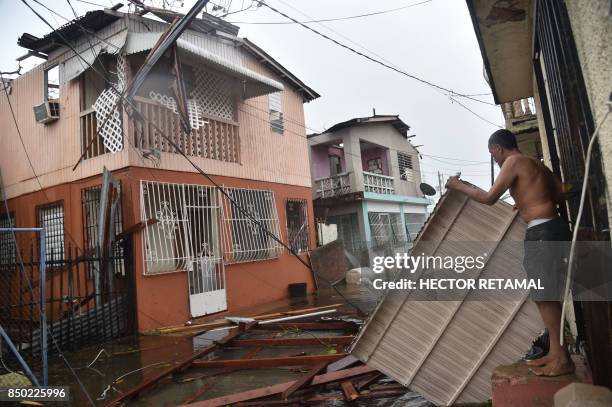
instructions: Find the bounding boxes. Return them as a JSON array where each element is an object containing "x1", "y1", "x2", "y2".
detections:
[{"x1": 40, "y1": 284, "x2": 433, "y2": 406}]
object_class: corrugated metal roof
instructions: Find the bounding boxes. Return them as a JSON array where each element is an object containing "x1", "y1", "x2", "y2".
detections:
[{"x1": 350, "y1": 188, "x2": 542, "y2": 406}]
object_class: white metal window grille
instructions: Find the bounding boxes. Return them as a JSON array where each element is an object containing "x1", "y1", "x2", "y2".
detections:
[
  {"x1": 398, "y1": 152, "x2": 414, "y2": 181},
  {"x1": 141, "y1": 181, "x2": 220, "y2": 274},
  {"x1": 0, "y1": 214, "x2": 16, "y2": 266},
  {"x1": 369, "y1": 212, "x2": 406, "y2": 247},
  {"x1": 38, "y1": 204, "x2": 65, "y2": 261},
  {"x1": 286, "y1": 199, "x2": 309, "y2": 253},
  {"x1": 222, "y1": 187, "x2": 283, "y2": 263},
  {"x1": 191, "y1": 67, "x2": 236, "y2": 121},
  {"x1": 269, "y1": 91, "x2": 284, "y2": 134},
  {"x1": 81, "y1": 185, "x2": 125, "y2": 275}
]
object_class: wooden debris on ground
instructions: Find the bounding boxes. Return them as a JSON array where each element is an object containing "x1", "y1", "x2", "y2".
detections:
[{"x1": 106, "y1": 307, "x2": 408, "y2": 406}]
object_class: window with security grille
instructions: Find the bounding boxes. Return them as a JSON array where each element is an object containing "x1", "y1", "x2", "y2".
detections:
[
  {"x1": 0, "y1": 213, "x2": 16, "y2": 266},
  {"x1": 398, "y1": 152, "x2": 414, "y2": 181},
  {"x1": 286, "y1": 199, "x2": 309, "y2": 253},
  {"x1": 369, "y1": 212, "x2": 406, "y2": 247},
  {"x1": 404, "y1": 213, "x2": 427, "y2": 242},
  {"x1": 222, "y1": 187, "x2": 283, "y2": 263},
  {"x1": 82, "y1": 185, "x2": 125, "y2": 274},
  {"x1": 269, "y1": 92, "x2": 284, "y2": 134},
  {"x1": 38, "y1": 203, "x2": 65, "y2": 261},
  {"x1": 141, "y1": 181, "x2": 222, "y2": 275}
]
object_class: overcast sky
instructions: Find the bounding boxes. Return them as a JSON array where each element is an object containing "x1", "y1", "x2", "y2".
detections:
[{"x1": 0, "y1": 0, "x2": 503, "y2": 193}]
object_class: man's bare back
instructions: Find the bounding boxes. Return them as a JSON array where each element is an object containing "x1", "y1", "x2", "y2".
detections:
[{"x1": 507, "y1": 155, "x2": 561, "y2": 223}]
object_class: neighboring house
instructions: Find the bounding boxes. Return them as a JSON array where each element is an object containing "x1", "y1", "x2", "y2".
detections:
[
  {"x1": 0, "y1": 6, "x2": 319, "y2": 334},
  {"x1": 308, "y1": 115, "x2": 430, "y2": 259},
  {"x1": 466, "y1": 0, "x2": 611, "y2": 388}
]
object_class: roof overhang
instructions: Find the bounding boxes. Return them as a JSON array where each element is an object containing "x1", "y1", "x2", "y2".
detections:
[
  {"x1": 309, "y1": 115, "x2": 411, "y2": 138},
  {"x1": 466, "y1": 0, "x2": 534, "y2": 104},
  {"x1": 125, "y1": 32, "x2": 284, "y2": 99}
]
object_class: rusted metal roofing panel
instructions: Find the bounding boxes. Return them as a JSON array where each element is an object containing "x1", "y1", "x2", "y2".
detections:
[{"x1": 350, "y1": 188, "x2": 542, "y2": 406}]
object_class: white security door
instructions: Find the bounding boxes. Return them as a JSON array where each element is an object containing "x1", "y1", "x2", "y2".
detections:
[{"x1": 184, "y1": 186, "x2": 227, "y2": 317}]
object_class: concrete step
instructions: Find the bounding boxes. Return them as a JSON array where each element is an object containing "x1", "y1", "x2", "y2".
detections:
[{"x1": 492, "y1": 355, "x2": 590, "y2": 407}]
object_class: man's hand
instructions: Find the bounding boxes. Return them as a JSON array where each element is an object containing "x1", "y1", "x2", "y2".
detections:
[{"x1": 445, "y1": 175, "x2": 462, "y2": 190}]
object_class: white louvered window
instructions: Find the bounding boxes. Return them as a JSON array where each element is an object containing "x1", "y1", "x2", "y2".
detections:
[
  {"x1": 38, "y1": 204, "x2": 65, "y2": 261},
  {"x1": 269, "y1": 92, "x2": 284, "y2": 134},
  {"x1": 398, "y1": 152, "x2": 414, "y2": 181},
  {"x1": 0, "y1": 214, "x2": 16, "y2": 266},
  {"x1": 222, "y1": 187, "x2": 283, "y2": 263},
  {"x1": 140, "y1": 181, "x2": 222, "y2": 275}
]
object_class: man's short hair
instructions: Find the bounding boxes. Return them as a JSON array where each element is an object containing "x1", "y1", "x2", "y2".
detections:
[{"x1": 488, "y1": 129, "x2": 518, "y2": 150}]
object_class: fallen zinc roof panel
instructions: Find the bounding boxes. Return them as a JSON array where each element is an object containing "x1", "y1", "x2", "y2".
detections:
[{"x1": 350, "y1": 187, "x2": 543, "y2": 406}]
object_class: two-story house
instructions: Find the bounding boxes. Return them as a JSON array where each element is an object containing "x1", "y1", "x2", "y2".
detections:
[
  {"x1": 308, "y1": 114, "x2": 430, "y2": 259},
  {"x1": 0, "y1": 7, "x2": 319, "y2": 334}
]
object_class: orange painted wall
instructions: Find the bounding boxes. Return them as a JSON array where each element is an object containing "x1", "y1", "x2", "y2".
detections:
[{"x1": 2, "y1": 166, "x2": 316, "y2": 332}]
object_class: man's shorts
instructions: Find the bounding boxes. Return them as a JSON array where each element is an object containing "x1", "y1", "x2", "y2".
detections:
[{"x1": 523, "y1": 217, "x2": 571, "y2": 302}]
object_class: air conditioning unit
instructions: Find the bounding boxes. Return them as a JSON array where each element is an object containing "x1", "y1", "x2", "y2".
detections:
[{"x1": 33, "y1": 101, "x2": 60, "y2": 124}]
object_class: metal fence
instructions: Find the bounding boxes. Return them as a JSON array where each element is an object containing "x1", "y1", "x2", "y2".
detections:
[{"x1": 0, "y1": 230, "x2": 134, "y2": 388}]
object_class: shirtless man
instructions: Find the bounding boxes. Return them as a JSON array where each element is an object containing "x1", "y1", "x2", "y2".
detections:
[{"x1": 446, "y1": 129, "x2": 575, "y2": 377}]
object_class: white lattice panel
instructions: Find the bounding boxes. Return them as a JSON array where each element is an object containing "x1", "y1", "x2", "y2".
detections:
[
  {"x1": 116, "y1": 52, "x2": 126, "y2": 92},
  {"x1": 94, "y1": 88, "x2": 123, "y2": 153},
  {"x1": 149, "y1": 91, "x2": 207, "y2": 131},
  {"x1": 192, "y1": 68, "x2": 236, "y2": 121}
]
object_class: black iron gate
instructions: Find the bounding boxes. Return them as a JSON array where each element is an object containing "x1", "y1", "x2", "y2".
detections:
[
  {"x1": 533, "y1": 0, "x2": 611, "y2": 388},
  {"x1": 0, "y1": 238, "x2": 134, "y2": 356}
]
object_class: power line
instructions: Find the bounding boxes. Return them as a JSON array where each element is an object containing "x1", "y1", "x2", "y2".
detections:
[
  {"x1": 228, "y1": 0, "x2": 433, "y2": 24},
  {"x1": 254, "y1": 0, "x2": 496, "y2": 107}
]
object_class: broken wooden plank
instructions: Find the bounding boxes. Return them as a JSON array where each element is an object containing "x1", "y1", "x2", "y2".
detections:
[
  {"x1": 326, "y1": 355, "x2": 359, "y2": 373},
  {"x1": 341, "y1": 380, "x2": 359, "y2": 401},
  {"x1": 105, "y1": 326, "x2": 250, "y2": 406},
  {"x1": 115, "y1": 219, "x2": 158, "y2": 241},
  {"x1": 158, "y1": 303, "x2": 343, "y2": 334},
  {"x1": 192, "y1": 353, "x2": 346, "y2": 369},
  {"x1": 252, "y1": 321, "x2": 358, "y2": 332},
  {"x1": 280, "y1": 361, "x2": 329, "y2": 400},
  {"x1": 228, "y1": 336, "x2": 353, "y2": 348},
  {"x1": 183, "y1": 365, "x2": 376, "y2": 406},
  {"x1": 355, "y1": 372, "x2": 384, "y2": 391},
  {"x1": 182, "y1": 345, "x2": 265, "y2": 404}
]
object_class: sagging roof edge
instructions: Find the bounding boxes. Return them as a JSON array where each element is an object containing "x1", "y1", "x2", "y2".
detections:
[
  {"x1": 464, "y1": 0, "x2": 501, "y2": 105},
  {"x1": 16, "y1": 7, "x2": 320, "y2": 103}
]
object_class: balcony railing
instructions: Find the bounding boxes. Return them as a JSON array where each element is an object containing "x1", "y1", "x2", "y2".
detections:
[
  {"x1": 315, "y1": 172, "x2": 351, "y2": 199},
  {"x1": 133, "y1": 97, "x2": 240, "y2": 163},
  {"x1": 364, "y1": 171, "x2": 395, "y2": 194},
  {"x1": 81, "y1": 107, "x2": 111, "y2": 159}
]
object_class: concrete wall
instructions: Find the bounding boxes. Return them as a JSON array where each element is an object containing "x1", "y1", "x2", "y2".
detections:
[
  {"x1": 310, "y1": 145, "x2": 346, "y2": 179},
  {"x1": 565, "y1": 0, "x2": 612, "y2": 228},
  {"x1": 309, "y1": 122, "x2": 424, "y2": 197},
  {"x1": 349, "y1": 123, "x2": 422, "y2": 196},
  {"x1": 361, "y1": 146, "x2": 390, "y2": 176},
  {"x1": 2, "y1": 167, "x2": 317, "y2": 331}
]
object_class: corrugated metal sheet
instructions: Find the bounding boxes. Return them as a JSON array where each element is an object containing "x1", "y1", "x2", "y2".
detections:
[{"x1": 350, "y1": 188, "x2": 542, "y2": 406}]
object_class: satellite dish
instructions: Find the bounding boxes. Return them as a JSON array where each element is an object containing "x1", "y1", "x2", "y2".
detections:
[{"x1": 420, "y1": 182, "x2": 437, "y2": 196}]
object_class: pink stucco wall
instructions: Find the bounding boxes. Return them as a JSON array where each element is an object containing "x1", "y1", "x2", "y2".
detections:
[
  {"x1": 361, "y1": 147, "x2": 389, "y2": 175},
  {"x1": 311, "y1": 145, "x2": 346, "y2": 179}
]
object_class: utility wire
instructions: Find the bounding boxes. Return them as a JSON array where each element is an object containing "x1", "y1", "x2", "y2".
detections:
[
  {"x1": 254, "y1": 0, "x2": 496, "y2": 107},
  {"x1": 228, "y1": 0, "x2": 432, "y2": 24}
]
